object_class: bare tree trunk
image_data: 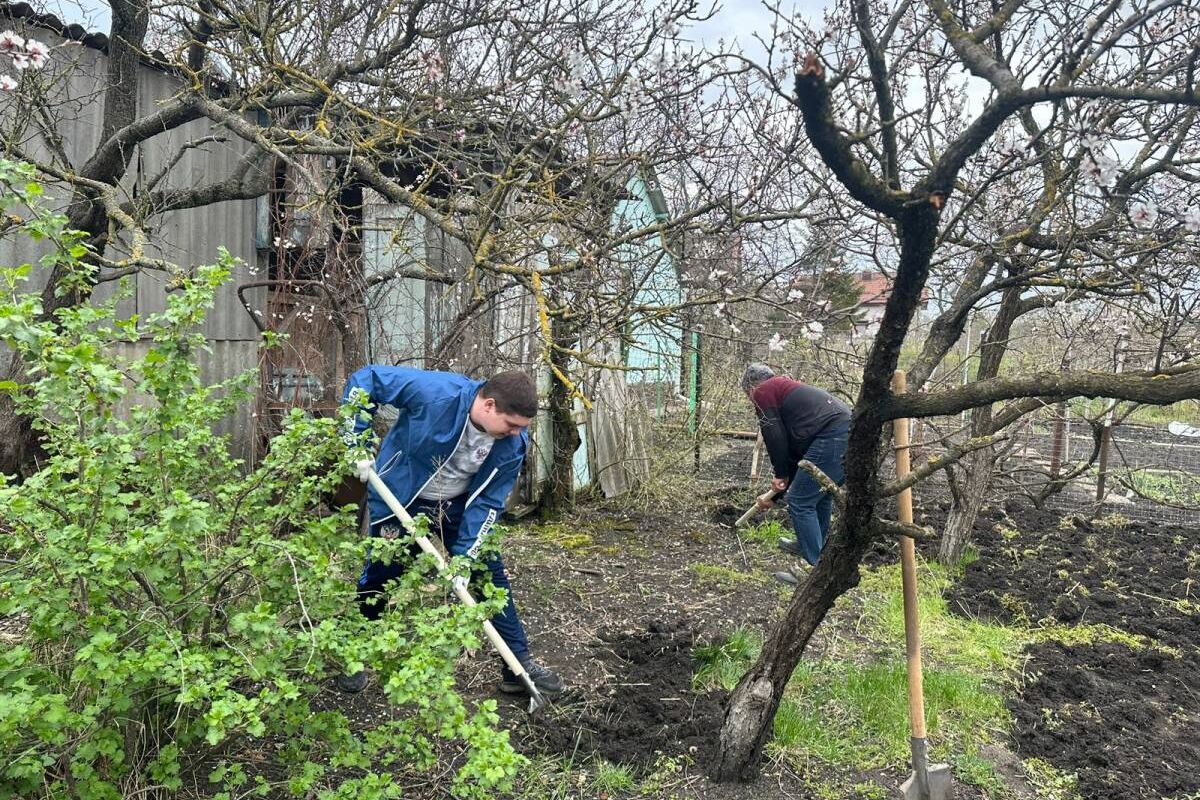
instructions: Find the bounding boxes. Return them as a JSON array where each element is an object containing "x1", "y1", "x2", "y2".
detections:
[
  {"x1": 935, "y1": 284, "x2": 1022, "y2": 564},
  {"x1": 711, "y1": 180, "x2": 942, "y2": 780},
  {"x1": 938, "y1": 443, "x2": 995, "y2": 563},
  {"x1": 538, "y1": 316, "x2": 580, "y2": 517}
]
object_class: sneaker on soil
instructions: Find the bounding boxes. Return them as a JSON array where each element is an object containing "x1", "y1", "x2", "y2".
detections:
[
  {"x1": 335, "y1": 669, "x2": 369, "y2": 693},
  {"x1": 774, "y1": 562, "x2": 812, "y2": 587},
  {"x1": 778, "y1": 536, "x2": 803, "y2": 558},
  {"x1": 774, "y1": 570, "x2": 800, "y2": 586},
  {"x1": 500, "y1": 657, "x2": 564, "y2": 696}
]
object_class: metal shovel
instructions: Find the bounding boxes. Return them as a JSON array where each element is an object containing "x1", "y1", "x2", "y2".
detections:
[
  {"x1": 360, "y1": 466, "x2": 548, "y2": 715},
  {"x1": 893, "y1": 371, "x2": 952, "y2": 800}
]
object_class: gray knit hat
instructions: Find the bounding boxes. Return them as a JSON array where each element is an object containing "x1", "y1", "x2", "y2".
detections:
[{"x1": 740, "y1": 362, "x2": 775, "y2": 393}]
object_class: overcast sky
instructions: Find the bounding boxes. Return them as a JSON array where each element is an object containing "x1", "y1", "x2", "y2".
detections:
[{"x1": 49, "y1": 0, "x2": 830, "y2": 53}]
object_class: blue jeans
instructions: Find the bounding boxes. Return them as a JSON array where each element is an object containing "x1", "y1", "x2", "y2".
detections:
[
  {"x1": 356, "y1": 496, "x2": 530, "y2": 660},
  {"x1": 786, "y1": 423, "x2": 849, "y2": 566}
]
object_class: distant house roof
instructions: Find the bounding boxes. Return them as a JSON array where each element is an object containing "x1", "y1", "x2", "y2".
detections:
[{"x1": 856, "y1": 270, "x2": 929, "y2": 306}]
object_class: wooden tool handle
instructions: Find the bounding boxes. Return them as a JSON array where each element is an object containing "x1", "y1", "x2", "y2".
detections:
[
  {"x1": 363, "y1": 468, "x2": 529, "y2": 680},
  {"x1": 892, "y1": 371, "x2": 927, "y2": 740},
  {"x1": 735, "y1": 489, "x2": 782, "y2": 527}
]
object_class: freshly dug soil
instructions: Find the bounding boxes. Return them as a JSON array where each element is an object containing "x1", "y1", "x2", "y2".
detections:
[
  {"x1": 947, "y1": 507, "x2": 1200, "y2": 800},
  {"x1": 522, "y1": 621, "x2": 727, "y2": 769}
]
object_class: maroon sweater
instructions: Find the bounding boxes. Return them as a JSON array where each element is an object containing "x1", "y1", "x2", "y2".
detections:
[{"x1": 750, "y1": 376, "x2": 850, "y2": 481}]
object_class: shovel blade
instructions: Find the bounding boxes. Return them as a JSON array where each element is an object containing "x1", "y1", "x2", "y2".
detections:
[
  {"x1": 521, "y1": 674, "x2": 548, "y2": 716},
  {"x1": 900, "y1": 763, "x2": 953, "y2": 800}
]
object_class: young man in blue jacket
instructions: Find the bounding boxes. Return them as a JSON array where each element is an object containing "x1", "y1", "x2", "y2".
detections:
[{"x1": 336, "y1": 366, "x2": 563, "y2": 697}]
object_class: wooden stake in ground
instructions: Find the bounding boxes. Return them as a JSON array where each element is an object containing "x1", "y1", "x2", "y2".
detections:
[{"x1": 893, "y1": 370, "x2": 953, "y2": 800}]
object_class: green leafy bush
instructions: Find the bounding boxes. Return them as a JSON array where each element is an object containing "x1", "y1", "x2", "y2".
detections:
[{"x1": 0, "y1": 161, "x2": 523, "y2": 799}]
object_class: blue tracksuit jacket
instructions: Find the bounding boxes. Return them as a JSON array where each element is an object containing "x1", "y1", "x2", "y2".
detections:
[{"x1": 342, "y1": 366, "x2": 527, "y2": 558}]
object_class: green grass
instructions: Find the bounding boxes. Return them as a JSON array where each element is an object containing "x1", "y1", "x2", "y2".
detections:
[
  {"x1": 688, "y1": 563, "x2": 768, "y2": 590},
  {"x1": 772, "y1": 661, "x2": 1009, "y2": 778},
  {"x1": 515, "y1": 755, "x2": 644, "y2": 799},
  {"x1": 741, "y1": 518, "x2": 790, "y2": 547},
  {"x1": 693, "y1": 560, "x2": 1034, "y2": 797},
  {"x1": 1121, "y1": 468, "x2": 1200, "y2": 506},
  {"x1": 853, "y1": 562, "x2": 1024, "y2": 674},
  {"x1": 593, "y1": 760, "x2": 635, "y2": 793},
  {"x1": 694, "y1": 627, "x2": 762, "y2": 690},
  {"x1": 1022, "y1": 757, "x2": 1082, "y2": 800}
]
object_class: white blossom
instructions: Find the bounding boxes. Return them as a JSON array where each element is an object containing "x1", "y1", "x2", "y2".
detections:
[
  {"x1": 423, "y1": 53, "x2": 444, "y2": 82},
  {"x1": 768, "y1": 332, "x2": 787, "y2": 352},
  {"x1": 802, "y1": 321, "x2": 824, "y2": 340},
  {"x1": 0, "y1": 74, "x2": 15, "y2": 91},
  {"x1": 24, "y1": 38, "x2": 47, "y2": 69},
  {"x1": 1181, "y1": 205, "x2": 1200, "y2": 233},
  {"x1": 1081, "y1": 153, "x2": 1118, "y2": 189},
  {"x1": 1129, "y1": 200, "x2": 1158, "y2": 229},
  {"x1": 787, "y1": 287, "x2": 805, "y2": 302},
  {"x1": 0, "y1": 31, "x2": 23, "y2": 55}
]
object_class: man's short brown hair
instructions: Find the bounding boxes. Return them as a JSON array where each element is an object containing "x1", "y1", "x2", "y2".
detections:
[{"x1": 480, "y1": 371, "x2": 538, "y2": 417}]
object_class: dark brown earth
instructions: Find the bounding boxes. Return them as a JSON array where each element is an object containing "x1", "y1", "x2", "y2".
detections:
[
  {"x1": 946, "y1": 506, "x2": 1200, "y2": 800},
  {"x1": 311, "y1": 483, "x2": 1200, "y2": 800},
  {"x1": 519, "y1": 621, "x2": 728, "y2": 767}
]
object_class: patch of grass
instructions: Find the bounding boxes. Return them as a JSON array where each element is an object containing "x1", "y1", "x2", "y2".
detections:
[
  {"x1": 1092, "y1": 513, "x2": 1132, "y2": 529},
  {"x1": 742, "y1": 518, "x2": 790, "y2": 547},
  {"x1": 854, "y1": 563, "x2": 1024, "y2": 674},
  {"x1": 518, "y1": 755, "x2": 639, "y2": 799},
  {"x1": 593, "y1": 760, "x2": 635, "y2": 793},
  {"x1": 693, "y1": 627, "x2": 761, "y2": 691},
  {"x1": 531, "y1": 522, "x2": 596, "y2": 554},
  {"x1": 1033, "y1": 621, "x2": 1182, "y2": 654},
  {"x1": 997, "y1": 523, "x2": 1021, "y2": 541},
  {"x1": 772, "y1": 661, "x2": 1008, "y2": 772},
  {"x1": 958, "y1": 542, "x2": 981, "y2": 569},
  {"x1": 1121, "y1": 468, "x2": 1200, "y2": 506},
  {"x1": 952, "y1": 751, "x2": 1008, "y2": 796},
  {"x1": 762, "y1": 561, "x2": 1025, "y2": 797},
  {"x1": 688, "y1": 563, "x2": 768, "y2": 590},
  {"x1": 515, "y1": 755, "x2": 581, "y2": 800}
]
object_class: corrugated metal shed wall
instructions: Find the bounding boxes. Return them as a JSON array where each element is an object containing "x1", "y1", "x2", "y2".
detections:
[{"x1": 0, "y1": 20, "x2": 263, "y2": 460}]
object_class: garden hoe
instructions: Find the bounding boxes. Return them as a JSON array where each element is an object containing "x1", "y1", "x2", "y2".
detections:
[
  {"x1": 893, "y1": 372, "x2": 952, "y2": 800},
  {"x1": 358, "y1": 463, "x2": 548, "y2": 716}
]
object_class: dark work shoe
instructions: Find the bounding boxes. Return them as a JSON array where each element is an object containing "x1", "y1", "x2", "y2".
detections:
[
  {"x1": 335, "y1": 669, "x2": 369, "y2": 693},
  {"x1": 500, "y1": 657, "x2": 564, "y2": 697},
  {"x1": 774, "y1": 570, "x2": 800, "y2": 586},
  {"x1": 778, "y1": 537, "x2": 803, "y2": 558},
  {"x1": 774, "y1": 562, "x2": 812, "y2": 587}
]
